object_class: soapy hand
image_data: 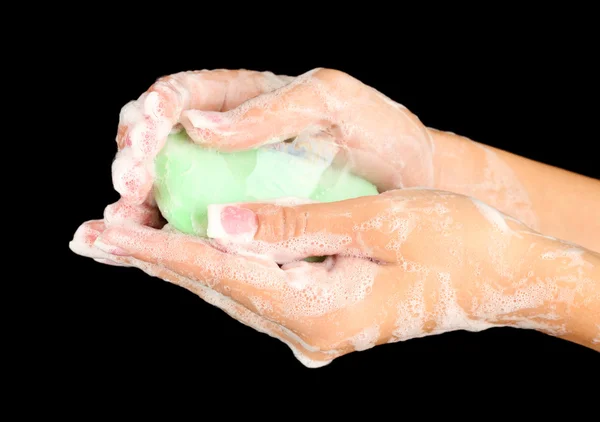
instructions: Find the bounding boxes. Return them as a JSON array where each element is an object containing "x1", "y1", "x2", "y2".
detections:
[
  {"x1": 71, "y1": 69, "x2": 296, "y2": 255},
  {"x1": 109, "y1": 67, "x2": 433, "y2": 218},
  {"x1": 177, "y1": 68, "x2": 434, "y2": 191},
  {"x1": 72, "y1": 68, "x2": 432, "y2": 256},
  {"x1": 104, "y1": 69, "x2": 296, "y2": 227},
  {"x1": 113, "y1": 67, "x2": 433, "y2": 214},
  {"x1": 74, "y1": 189, "x2": 600, "y2": 366}
]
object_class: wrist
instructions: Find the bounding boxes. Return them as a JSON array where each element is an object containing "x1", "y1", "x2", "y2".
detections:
[
  {"x1": 427, "y1": 127, "x2": 481, "y2": 191},
  {"x1": 426, "y1": 127, "x2": 539, "y2": 230}
]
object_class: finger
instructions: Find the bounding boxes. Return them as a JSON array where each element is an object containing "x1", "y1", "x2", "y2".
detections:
[
  {"x1": 94, "y1": 223, "x2": 288, "y2": 304},
  {"x1": 102, "y1": 197, "x2": 163, "y2": 228},
  {"x1": 69, "y1": 219, "x2": 109, "y2": 260},
  {"x1": 178, "y1": 68, "x2": 336, "y2": 151},
  {"x1": 205, "y1": 194, "x2": 402, "y2": 263},
  {"x1": 176, "y1": 68, "x2": 405, "y2": 192},
  {"x1": 113, "y1": 70, "x2": 294, "y2": 204},
  {"x1": 117, "y1": 69, "x2": 294, "y2": 152},
  {"x1": 110, "y1": 254, "x2": 334, "y2": 367}
]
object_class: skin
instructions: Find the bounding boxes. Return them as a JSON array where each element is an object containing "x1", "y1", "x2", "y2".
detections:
[
  {"x1": 70, "y1": 68, "x2": 600, "y2": 367},
  {"x1": 430, "y1": 129, "x2": 600, "y2": 252}
]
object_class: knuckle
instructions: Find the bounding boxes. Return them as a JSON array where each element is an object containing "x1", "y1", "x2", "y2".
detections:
[
  {"x1": 280, "y1": 207, "x2": 308, "y2": 240},
  {"x1": 314, "y1": 68, "x2": 355, "y2": 85},
  {"x1": 309, "y1": 68, "x2": 360, "y2": 99}
]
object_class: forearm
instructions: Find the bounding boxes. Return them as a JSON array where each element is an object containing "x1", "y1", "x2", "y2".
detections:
[{"x1": 428, "y1": 128, "x2": 600, "y2": 252}]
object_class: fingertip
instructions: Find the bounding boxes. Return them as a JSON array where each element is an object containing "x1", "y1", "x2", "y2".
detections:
[
  {"x1": 111, "y1": 158, "x2": 152, "y2": 205},
  {"x1": 70, "y1": 220, "x2": 112, "y2": 260},
  {"x1": 99, "y1": 223, "x2": 150, "y2": 245},
  {"x1": 95, "y1": 223, "x2": 162, "y2": 263},
  {"x1": 103, "y1": 199, "x2": 162, "y2": 228}
]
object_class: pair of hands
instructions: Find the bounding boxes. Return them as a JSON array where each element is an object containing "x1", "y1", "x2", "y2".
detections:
[{"x1": 70, "y1": 69, "x2": 595, "y2": 367}]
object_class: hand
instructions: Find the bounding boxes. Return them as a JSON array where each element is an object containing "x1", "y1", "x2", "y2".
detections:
[
  {"x1": 73, "y1": 189, "x2": 599, "y2": 367},
  {"x1": 71, "y1": 67, "x2": 433, "y2": 258},
  {"x1": 105, "y1": 69, "x2": 296, "y2": 226},
  {"x1": 71, "y1": 69, "x2": 295, "y2": 255},
  {"x1": 176, "y1": 68, "x2": 434, "y2": 191},
  {"x1": 111, "y1": 67, "x2": 433, "y2": 215}
]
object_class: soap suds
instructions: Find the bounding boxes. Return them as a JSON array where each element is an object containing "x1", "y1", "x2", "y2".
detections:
[
  {"x1": 349, "y1": 324, "x2": 380, "y2": 351},
  {"x1": 541, "y1": 248, "x2": 590, "y2": 268}
]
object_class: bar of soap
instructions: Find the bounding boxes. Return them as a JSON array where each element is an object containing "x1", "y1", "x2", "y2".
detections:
[{"x1": 153, "y1": 129, "x2": 379, "y2": 237}]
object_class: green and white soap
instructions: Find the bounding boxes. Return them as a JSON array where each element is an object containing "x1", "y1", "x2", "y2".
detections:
[{"x1": 153, "y1": 129, "x2": 379, "y2": 237}]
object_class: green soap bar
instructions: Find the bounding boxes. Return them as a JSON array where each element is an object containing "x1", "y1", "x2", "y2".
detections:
[{"x1": 153, "y1": 130, "x2": 379, "y2": 237}]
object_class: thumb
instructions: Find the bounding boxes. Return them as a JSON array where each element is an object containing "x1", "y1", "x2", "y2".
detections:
[
  {"x1": 179, "y1": 72, "x2": 331, "y2": 151},
  {"x1": 206, "y1": 195, "x2": 397, "y2": 263}
]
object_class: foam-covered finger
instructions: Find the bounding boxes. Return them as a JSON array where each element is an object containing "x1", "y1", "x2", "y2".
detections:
[
  {"x1": 206, "y1": 195, "x2": 401, "y2": 263},
  {"x1": 118, "y1": 70, "x2": 294, "y2": 151},
  {"x1": 179, "y1": 77, "x2": 330, "y2": 151},
  {"x1": 103, "y1": 197, "x2": 163, "y2": 228},
  {"x1": 152, "y1": 69, "x2": 294, "y2": 113},
  {"x1": 114, "y1": 70, "x2": 297, "y2": 206},
  {"x1": 95, "y1": 223, "x2": 287, "y2": 298},
  {"x1": 69, "y1": 219, "x2": 110, "y2": 260}
]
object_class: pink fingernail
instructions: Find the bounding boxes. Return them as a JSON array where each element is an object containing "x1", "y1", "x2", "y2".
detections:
[
  {"x1": 93, "y1": 238, "x2": 131, "y2": 256},
  {"x1": 221, "y1": 206, "x2": 258, "y2": 236}
]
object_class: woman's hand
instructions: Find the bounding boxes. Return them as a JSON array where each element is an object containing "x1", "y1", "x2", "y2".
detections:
[
  {"x1": 102, "y1": 69, "x2": 296, "y2": 227},
  {"x1": 75, "y1": 189, "x2": 600, "y2": 367},
  {"x1": 107, "y1": 67, "x2": 433, "y2": 221},
  {"x1": 72, "y1": 67, "x2": 600, "y2": 259},
  {"x1": 174, "y1": 68, "x2": 434, "y2": 191},
  {"x1": 71, "y1": 67, "x2": 434, "y2": 258}
]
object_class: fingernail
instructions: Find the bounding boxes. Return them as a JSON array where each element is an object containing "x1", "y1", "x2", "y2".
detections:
[
  {"x1": 93, "y1": 237, "x2": 131, "y2": 256},
  {"x1": 207, "y1": 205, "x2": 257, "y2": 240}
]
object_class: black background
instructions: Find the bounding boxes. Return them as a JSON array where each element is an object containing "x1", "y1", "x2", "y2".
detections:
[{"x1": 55, "y1": 21, "x2": 599, "y2": 392}]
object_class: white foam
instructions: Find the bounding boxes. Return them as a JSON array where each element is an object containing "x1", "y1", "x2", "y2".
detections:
[
  {"x1": 434, "y1": 272, "x2": 495, "y2": 333},
  {"x1": 349, "y1": 324, "x2": 380, "y2": 351},
  {"x1": 541, "y1": 248, "x2": 590, "y2": 268}
]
